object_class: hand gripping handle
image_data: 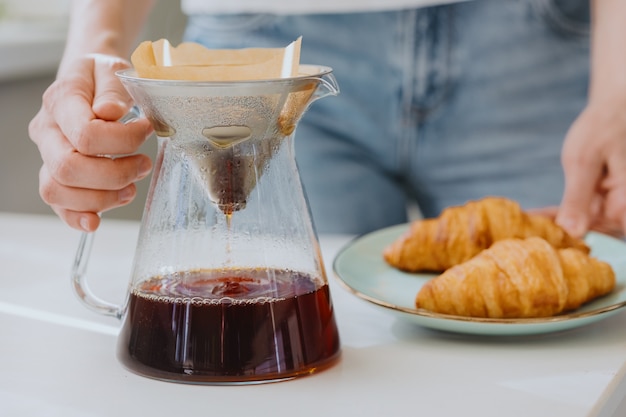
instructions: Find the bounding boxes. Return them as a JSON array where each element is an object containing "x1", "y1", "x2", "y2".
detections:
[{"x1": 71, "y1": 106, "x2": 142, "y2": 318}]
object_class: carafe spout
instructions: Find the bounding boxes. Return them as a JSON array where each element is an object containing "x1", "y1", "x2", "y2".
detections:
[{"x1": 311, "y1": 72, "x2": 340, "y2": 102}]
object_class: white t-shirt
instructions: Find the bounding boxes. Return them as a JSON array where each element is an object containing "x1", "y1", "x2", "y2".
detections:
[{"x1": 181, "y1": 0, "x2": 467, "y2": 15}]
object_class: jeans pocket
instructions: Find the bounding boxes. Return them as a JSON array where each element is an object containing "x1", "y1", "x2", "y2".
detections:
[
  {"x1": 529, "y1": 0, "x2": 590, "y2": 38},
  {"x1": 184, "y1": 14, "x2": 282, "y2": 48}
]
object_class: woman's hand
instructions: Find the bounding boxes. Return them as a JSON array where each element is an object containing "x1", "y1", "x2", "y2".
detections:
[
  {"x1": 29, "y1": 54, "x2": 153, "y2": 232},
  {"x1": 555, "y1": 95, "x2": 626, "y2": 238}
]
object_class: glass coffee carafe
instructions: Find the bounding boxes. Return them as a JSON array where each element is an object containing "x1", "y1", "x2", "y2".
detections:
[{"x1": 72, "y1": 65, "x2": 341, "y2": 384}]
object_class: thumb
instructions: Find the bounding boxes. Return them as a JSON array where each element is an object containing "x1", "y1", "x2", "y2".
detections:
[
  {"x1": 89, "y1": 54, "x2": 134, "y2": 121},
  {"x1": 556, "y1": 109, "x2": 607, "y2": 238},
  {"x1": 557, "y1": 159, "x2": 602, "y2": 239}
]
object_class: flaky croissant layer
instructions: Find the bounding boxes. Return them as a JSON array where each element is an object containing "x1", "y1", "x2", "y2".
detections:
[
  {"x1": 415, "y1": 237, "x2": 615, "y2": 318},
  {"x1": 384, "y1": 197, "x2": 589, "y2": 272}
]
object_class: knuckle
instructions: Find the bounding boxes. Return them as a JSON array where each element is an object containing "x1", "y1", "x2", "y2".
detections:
[
  {"x1": 38, "y1": 177, "x2": 58, "y2": 205},
  {"x1": 562, "y1": 145, "x2": 595, "y2": 168},
  {"x1": 41, "y1": 79, "x2": 68, "y2": 111},
  {"x1": 70, "y1": 126, "x2": 94, "y2": 155},
  {"x1": 48, "y1": 153, "x2": 77, "y2": 185},
  {"x1": 40, "y1": 83, "x2": 57, "y2": 106},
  {"x1": 27, "y1": 113, "x2": 44, "y2": 143},
  {"x1": 109, "y1": 58, "x2": 131, "y2": 71}
]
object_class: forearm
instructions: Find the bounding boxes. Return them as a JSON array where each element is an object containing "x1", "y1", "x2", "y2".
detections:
[
  {"x1": 589, "y1": 0, "x2": 626, "y2": 102},
  {"x1": 59, "y1": 0, "x2": 156, "y2": 75}
]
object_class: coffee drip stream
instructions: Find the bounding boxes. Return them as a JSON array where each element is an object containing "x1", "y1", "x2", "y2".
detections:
[{"x1": 71, "y1": 66, "x2": 342, "y2": 384}]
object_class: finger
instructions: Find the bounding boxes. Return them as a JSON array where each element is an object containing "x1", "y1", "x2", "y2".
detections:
[
  {"x1": 558, "y1": 171, "x2": 600, "y2": 238},
  {"x1": 556, "y1": 130, "x2": 604, "y2": 238},
  {"x1": 35, "y1": 124, "x2": 152, "y2": 190},
  {"x1": 38, "y1": 164, "x2": 139, "y2": 213},
  {"x1": 602, "y1": 150, "x2": 626, "y2": 234},
  {"x1": 575, "y1": 193, "x2": 625, "y2": 236},
  {"x1": 603, "y1": 186, "x2": 626, "y2": 236},
  {"x1": 50, "y1": 206, "x2": 101, "y2": 232},
  {"x1": 589, "y1": 218, "x2": 623, "y2": 238},
  {"x1": 67, "y1": 117, "x2": 153, "y2": 156},
  {"x1": 90, "y1": 54, "x2": 134, "y2": 121}
]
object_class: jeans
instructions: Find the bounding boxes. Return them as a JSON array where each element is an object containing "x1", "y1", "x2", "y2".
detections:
[{"x1": 184, "y1": 0, "x2": 591, "y2": 234}]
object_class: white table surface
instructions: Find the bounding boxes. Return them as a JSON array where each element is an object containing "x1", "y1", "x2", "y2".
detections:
[{"x1": 1, "y1": 211, "x2": 626, "y2": 417}]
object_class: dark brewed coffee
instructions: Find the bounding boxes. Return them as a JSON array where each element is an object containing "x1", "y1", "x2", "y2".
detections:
[{"x1": 117, "y1": 268, "x2": 340, "y2": 383}]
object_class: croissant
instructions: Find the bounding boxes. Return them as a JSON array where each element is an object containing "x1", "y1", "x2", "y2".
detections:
[
  {"x1": 383, "y1": 197, "x2": 589, "y2": 272},
  {"x1": 415, "y1": 237, "x2": 615, "y2": 318}
]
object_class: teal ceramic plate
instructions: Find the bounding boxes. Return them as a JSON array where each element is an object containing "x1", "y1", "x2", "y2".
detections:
[{"x1": 333, "y1": 224, "x2": 626, "y2": 336}]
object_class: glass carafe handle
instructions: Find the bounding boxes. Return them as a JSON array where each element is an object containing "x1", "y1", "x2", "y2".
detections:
[
  {"x1": 72, "y1": 231, "x2": 123, "y2": 318},
  {"x1": 71, "y1": 106, "x2": 142, "y2": 319}
]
